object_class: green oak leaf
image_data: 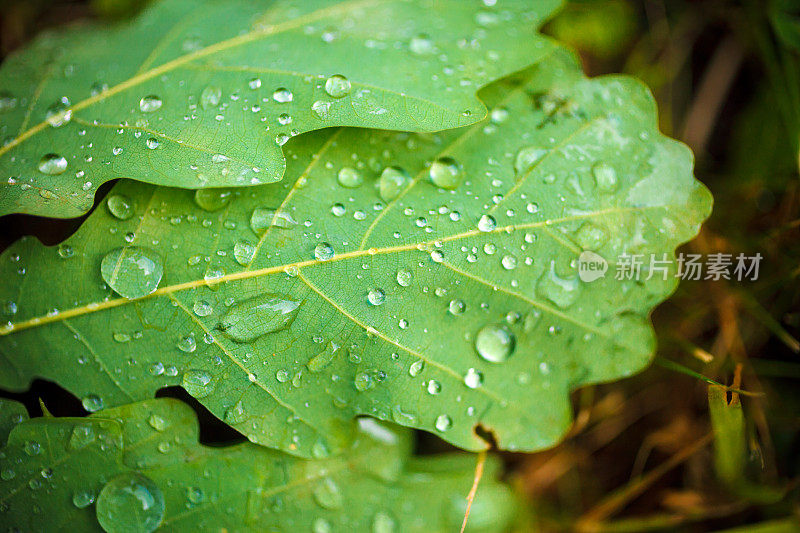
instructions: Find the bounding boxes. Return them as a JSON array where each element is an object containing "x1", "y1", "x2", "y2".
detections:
[
  {"x1": 0, "y1": 397, "x2": 519, "y2": 531},
  {"x1": 0, "y1": 48, "x2": 712, "y2": 457},
  {"x1": 0, "y1": 0, "x2": 560, "y2": 218}
]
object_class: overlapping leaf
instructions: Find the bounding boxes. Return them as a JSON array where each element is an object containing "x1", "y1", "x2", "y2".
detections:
[
  {"x1": 0, "y1": 48, "x2": 712, "y2": 457},
  {"x1": 0, "y1": 0, "x2": 560, "y2": 218},
  {"x1": 0, "y1": 398, "x2": 519, "y2": 531}
]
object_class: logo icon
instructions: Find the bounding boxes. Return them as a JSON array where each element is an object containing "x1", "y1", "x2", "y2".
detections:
[{"x1": 578, "y1": 250, "x2": 608, "y2": 282}]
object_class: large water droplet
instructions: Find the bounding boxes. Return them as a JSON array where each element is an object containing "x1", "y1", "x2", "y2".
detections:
[
  {"x1": 81, "y1": 394, "x2": 104, "y2": 413},
  {"x1": 313, "y1": 478, "x2": 343, "y2": 509},
  {"x1": 194, "y1": 188, "x2": 232, "y2": 212},
  {"x1": 477, "y1": 214, "x2": 496, "y2": 232},
  {"x1": 435, "y1": 414, "x2": 452, "y2": 432},
  {"x1": 314, "y1": 242, "x2": 335, "y2": 261},
  {"x1": 337, "y1": 167, "x2": 363, "y2": 188},
  {"x1": 514, "y1": 146, "x2": 547, "y2": 174},
  {"x1": 272, "y1": 88, "x2": 293, "y2": 103},
  {"x1": 233, "y1": 240, "x2": 256, "y2": 265},
  {"x1": 429, "y1": 157, "x2": 463, "y2": 190},
  {"x1": 536, "y1": 261, "x2": 580, "y2": 308},
  {"x1": 324, "y1": 74, "x2": 351, "y2": 98},
  {"x1": 250, "y1": 207, "x2": 296, "y2": 234},
  {"x1": 38, "y1": 154, "x2": 67, "y2": 175},
  {"x1": 396, "y1": 268, "x2": 412, "y2": 287},
  {"x1": 45, "y1": 97, "x2": 72, "y2": 127},
  {"x1": 200, "y1": 86, "x2": 222, "y2": 109},
  {"x1": 378, "y1": 166, "x2": 410, "y2": 201},
  {"x1": 367, "y1": 288, "x2": 385, "y2": 306},
  {"x1": 474, "y1": 324, "x2": 515, "y2": 363},
  {"x1": 592, "y1": 161, "x2": 619, "y2": 192},
  {"x1": 106, "y1": 194, "x2": 135, "y2": 220},
  {"x1": 95, "y1": 472, "x2": 164, "y2": 533},
  {"x1": 101, "y1": 247, "x2": 164, "y2": 299},
  {"x1": 139, "y1": 95, "x2": 162, "y2": 113},
  {"x1": 181, "y1": 369, "x2": 214, "y2": 397},
  {"x1": 217, "y1": 294, "x2": 301, "y2": 342}
]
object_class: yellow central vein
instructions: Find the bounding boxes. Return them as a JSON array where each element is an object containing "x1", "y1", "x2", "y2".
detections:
[
  {"x1": 0, "y1": 205, "x2": 663, "y2": 337},
  {"x1": 0, "y1": 0, "x2": 382, "y2": 161}
]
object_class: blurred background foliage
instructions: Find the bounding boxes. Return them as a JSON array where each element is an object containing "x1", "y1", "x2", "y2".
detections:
[{"x1": 0, "y1": 0, "x2": 798, "y2": 531}]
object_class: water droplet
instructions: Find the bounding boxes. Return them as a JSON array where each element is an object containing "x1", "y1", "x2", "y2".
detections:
[
  {"x1": 313, "y1": 518, "x2": 333, "y2": 533},
  {"x1": 464, "y1": 368, "x2": 483, "y2": 389},
  {"x1": 193, "y1": 300, "x2": 213, "y2": 317},
  {"x1": 515, "y1": 146, "x2": 547, "y2": 174},
  {"x1": 429, "y1": 157, "x2": 463, "y2": 190},
  {"x1": 139, "y1": 95, "x2": 163, "y2": 113},
  {"x1": 181, "y1": 369, "x2": 214, "y2": 397},
  {"x1": 218, "y1": 294, "x2": 301, "y2": 342},
  {"x1": 101, "y1": 246, "x2": 164, "y2": 299},
  {"x1": 536, "y1": 261, "x2": 580, "y2": 308},
  {"x1": 337, "y1": 166, "x2": 363, "y2": 188},
  {"x1": 221, "y1": 241, "x2": 249, "y2": 266},
  {"x1": 396, "y1": 268, "x2": 412, "y2": 287},
  {"x1": 592, "y1": 161, "x2": 619, "y2": 192},
  {"x1": 490, "y1": 107, "x2": 509, "y2": 123},
  {"x1": 378, "y1": 166, "x2": 410, "y2": 201},
  {"x1": 312, "y1": 100, "x2": 332, "y2": 119},
  {"x1": 430, "y1": 250, "x2": 444, "y2": 263},
  {"x1": 38, "y1": 154, "x2": 67, "y2": 175},
  {"x1": 0, "y1": 91, "x2": 18, "y2": 113},
  {"x1": 324, "y1": 74, "x2": 351, "y2": 98},
  {"x1": 225, "y1": 401, "x2": 246, "y2": 424},
  {"x1": 24, "y1": 440, "x2": 41, "y2": 455},
  {"x1": 435, "y1": 414, "x2": 452, "y2": 432},
  {"x1": 148, "y1": 414, "x2": 168, "y2": 431},
  {"x1": 272, "y1": 88, "x2": 293, "y2": 103},
  {"x1": 278, "y1": 112, "x2": 292, "y2": 125},
  {"x1": 314, "y1": 242, "x2": 335, "y2": 261},
  {"x1": 354, "y1": 372, "x2": 374, "y2": 391},
  {"x1": 194, "y1": 188, "x2": 232, "y2": 212},
  {"x1": 58, "y1": 244, "x2": 74, "y2": 259},
  {"x1": 409, "y1": 33, "x2": 434, "y2": 55},
  {"x1": 427, "y1": 379, "x2": 441, "y2": 394},
  {"x1": 69, "y1": 424, "x2": 95, "y2": 449},
  {"x1": 448, "y1": 299, "x2": 466, "y2": 315},
  {"x1": 200, "y1": 86, "x2": 222, "y2": 109},
  {"x1": 250, "y1": 207, "x2": 296, "y2": 234},
  {"x1": 45, "y1": 97, "x2": 72, "y2": 127},
  {"x1": 95, "y1": 473, "x2": 164, "y2": 533},
  {"x1": 248, "y1": 78, "x2": 262, "y2": 90},
  {"x1": 477, "y1": 214, "x2": 496, "y2": 232},
  {"x1": 409, "y1": 360, "x2": 424, "y2": 377},
  {"x1": 176, "y1": 334, "x2": 196, "y2": 353},
  {"x1": 107, "y1": 194, "x2": 135, "y2": 220},
  {"x1": 367, "y1": 288, "x2": 385, "y2": 306},
  {"x1": 313, "y1": 478, "x2": 343, "y2": 509},
  {"x1": 373, "y1": 511, "x2": 396, "y2": 533},
  {"x1": 186, "y1": 486, "x2": 204, "y2": 506},
  {"x1": 474, "y1": 324, "x2": 515, "y2": 363},
  {"x1": 81, "y1": 395, "x2": 104, "y2": 413},
  {"x1": 72, "y1": 490, "x2": 95, "y2": 509},
  {"x1": 501, "y1": 254, "x2": 517, "y2": 270}
]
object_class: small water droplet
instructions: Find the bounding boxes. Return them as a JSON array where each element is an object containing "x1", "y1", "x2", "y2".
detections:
[
  {"x1": 314, "y1": 242, "x2": 335, "y2": 261},
  {"x1": 367, "y1": 288, "x2": 385, "y2": 306},
  {"x1": 477, "y1": 214, "x2": 496, "y2": 232},
  {"x1": 409, "y1": 33, "x2": 434, "y2": 55},
  {"x1": 194, "y1": 188, "x2": 232, "y2": 212},
  {"x1": 324, "y1": 74, "x2": 351, "y2": 98},
  {"x1": 272, "y1": 88, "x2": 293, "y2": 103},
  {"x1": 409, "y1": 360, "x2": 424, "y2": 377},
  {"x1": 139, "y1": 95, "x2": 163, "y2": 113},
  {"x1": 72, "y1": 490, "x2": 95, "y2": 509},
  {"x1": 435, "y1": 414, "x2": 452, "y2": 432},
  {"x1": 396, "y1": 268, "x2": 412, "y2": 287},
  {"x1": 448, "y1": 299, "x2": 466, "y2": 315},
  {"x1": 176, "y1": 334, "x2": 196, "y2": 353},
  {"x1": 107, "y1": 194, "x2": 135, "y2": 220},
  {"x1": 200, "y1": 86, "x2": 222, "y2": 109},
  {"x1": 464, "y1": 368, "x2": 484, "y2": 389}
]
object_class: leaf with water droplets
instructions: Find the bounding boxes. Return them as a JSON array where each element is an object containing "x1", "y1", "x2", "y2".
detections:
[
  {"x1": 0, "y1": 0, "x2": 560, "y2": 218},
  {"x1": 0, "y1": 48, "x2": 711, "y2": 456},
  {"x1": 0, "y1": 397, "x2": 520, "y2": 531}
]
